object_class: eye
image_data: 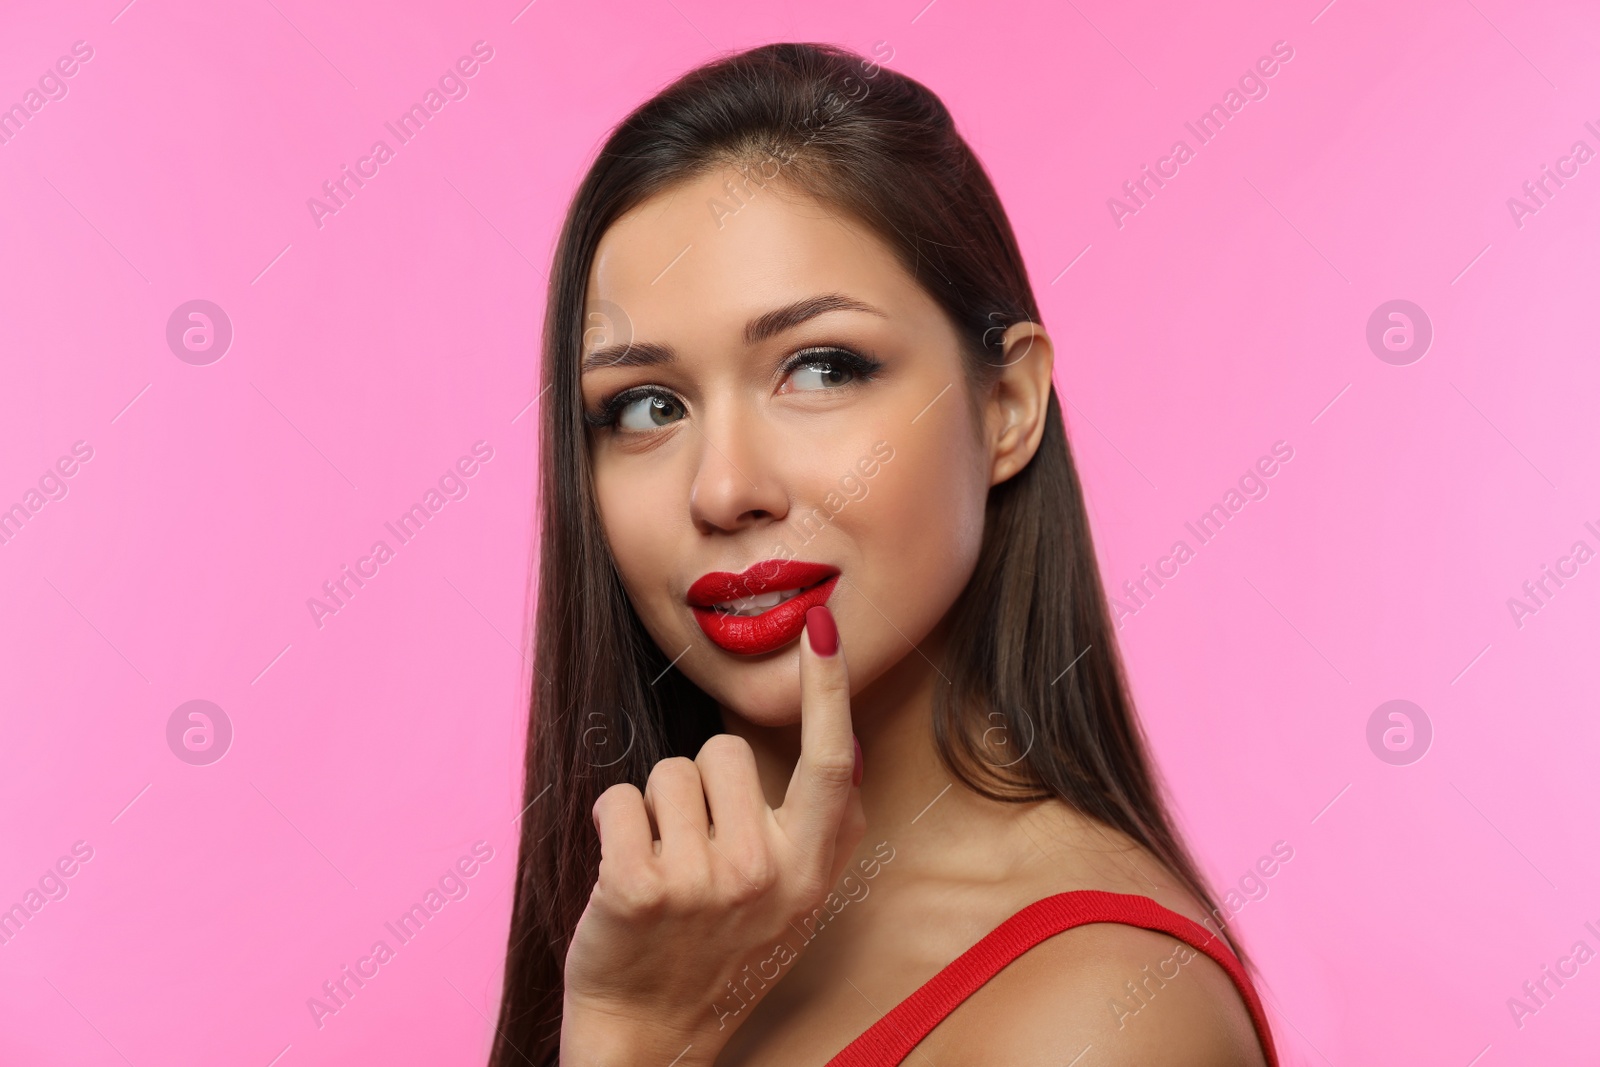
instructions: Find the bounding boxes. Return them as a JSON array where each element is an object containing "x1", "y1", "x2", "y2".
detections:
[
  {"x1": 787, "y1": 361, "x2": 856, "y2": 391},
  {"x1": 612, "y1": 391, "x2": 686, "y2": 431},
  {"x1": 780, "y1": 346, "x2": 883, "y2": 393}
]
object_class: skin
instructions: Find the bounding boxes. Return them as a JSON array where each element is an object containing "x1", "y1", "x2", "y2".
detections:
[{"x1": 570, "y1": 166, "x2": 1268, "y2": 1067}]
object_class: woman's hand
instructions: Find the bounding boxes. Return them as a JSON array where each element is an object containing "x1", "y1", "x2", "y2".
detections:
[{"x1": 560, "y1": 605, "x2": 867, "y2": 1067}]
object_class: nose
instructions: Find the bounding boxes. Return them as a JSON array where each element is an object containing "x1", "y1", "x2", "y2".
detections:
[{"x1": 686, "y1": 406, "x2": 789, "y2": 536}]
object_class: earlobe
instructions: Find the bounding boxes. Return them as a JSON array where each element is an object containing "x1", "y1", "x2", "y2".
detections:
[{"x1": 987, "y1": 321, "x2": 1055, "y2": 487}]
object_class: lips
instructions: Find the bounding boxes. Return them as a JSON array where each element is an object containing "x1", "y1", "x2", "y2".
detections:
[{"x1": 686, "y1": 559, "x2": 841, "y2": 655}]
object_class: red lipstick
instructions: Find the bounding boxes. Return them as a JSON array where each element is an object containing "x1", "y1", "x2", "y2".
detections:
[{"x1": 686, "y1": 559, "x2": 840, "y2": 655}]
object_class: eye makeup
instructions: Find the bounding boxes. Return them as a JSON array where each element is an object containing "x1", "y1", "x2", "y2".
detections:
[{"x1": 583, "y1": 343, "x2": 885, "y2": 432}]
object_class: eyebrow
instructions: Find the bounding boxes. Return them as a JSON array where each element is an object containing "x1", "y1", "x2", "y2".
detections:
[{"x1": 579, "y1": 293, "x2": 886, "y2": 375}]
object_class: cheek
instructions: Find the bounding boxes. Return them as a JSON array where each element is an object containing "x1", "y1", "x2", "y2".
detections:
[
  {"x1": 837, "y1": 419, "x2": 988, "y2": 643},
  {"x1": 593, "y1": 460, "x2": 683, "y2": 633}
]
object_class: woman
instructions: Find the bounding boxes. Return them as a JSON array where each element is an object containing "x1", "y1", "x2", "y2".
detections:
[{"x1": 491, "y1": 41, "x2": 1278, "y2": 1067}]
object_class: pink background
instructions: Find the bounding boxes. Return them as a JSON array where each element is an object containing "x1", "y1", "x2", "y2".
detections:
[{"x1": 2, "y1": 0, "x2": 1597, "y2": 1063}]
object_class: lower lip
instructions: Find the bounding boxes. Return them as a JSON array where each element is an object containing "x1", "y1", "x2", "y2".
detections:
[{"x1": 691, "y1": 575, "x2": 840, "y2": 655}]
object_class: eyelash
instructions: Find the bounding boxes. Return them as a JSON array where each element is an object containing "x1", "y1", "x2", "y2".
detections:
[{"x1": 584, "y1": 345, "x2": 885, "y2": 431}]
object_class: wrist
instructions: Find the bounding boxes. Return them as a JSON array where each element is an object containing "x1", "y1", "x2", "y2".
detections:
[{"x1": 561, "y1": 997, "x2": 724, "y2": 1067}]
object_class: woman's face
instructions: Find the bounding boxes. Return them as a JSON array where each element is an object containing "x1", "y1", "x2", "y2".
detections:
[{"x1": 579, "y1": 167, "x2": 1028, "y2": 726}]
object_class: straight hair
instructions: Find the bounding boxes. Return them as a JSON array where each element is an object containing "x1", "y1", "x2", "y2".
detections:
[{"x1": 490, "y1": 41, "x2": 1249, "y2": 1066}]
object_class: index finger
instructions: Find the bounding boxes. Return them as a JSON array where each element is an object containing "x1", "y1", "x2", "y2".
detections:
[{"x1": 774, "y1": 605, "x2": 858, "y2": 863}]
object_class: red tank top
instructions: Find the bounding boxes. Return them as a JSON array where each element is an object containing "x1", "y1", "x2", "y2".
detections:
[{"x1": 823, "y1": 889, "x2": 1278, "y2": 1066}]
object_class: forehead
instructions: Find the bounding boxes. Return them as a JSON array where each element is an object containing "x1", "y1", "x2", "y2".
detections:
[{"x1": 583, "y1": 168, "x2": 918, "y2": 350}]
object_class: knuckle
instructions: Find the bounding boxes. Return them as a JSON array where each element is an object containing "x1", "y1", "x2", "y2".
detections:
[
  {"x1": 725, "y1": 845, "x2": 777, "y2": 900},
  {"x1": 622, "y1": 876, "x2": 669, "y2": 917},
  {"x1": 648, "y1": 756, "x2": 699, "y2": 788},
  {"x1": 806, "y1": 753, "x2": 856, "y2": 786},
  {"x1": 725, "y1": 876, "x2": 763, "y2": 907},
  {"x1": 818, "y1": 673, "x2": 851, "y2": 701},
  {"x1": 599, "y1": 861, "x2": 665, "y2": 917},
  {"x1": 696, "y1": 732, "x2": 754, "y2": 769},
  {"x1": 593, "y1": 782, "x2": 642, "y2": 816}
]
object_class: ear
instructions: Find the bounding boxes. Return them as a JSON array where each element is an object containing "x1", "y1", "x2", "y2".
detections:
[{"x1": 983, "y1": 321, "x2": 1055, "y2": 487}]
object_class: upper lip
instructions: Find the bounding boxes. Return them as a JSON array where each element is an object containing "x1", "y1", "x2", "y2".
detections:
[{"x1": 686, "y1": 559, "x2": 840, "y2": 607}]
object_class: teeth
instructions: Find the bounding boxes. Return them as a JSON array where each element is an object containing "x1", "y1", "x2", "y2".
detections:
[{"x1": 712, "y1": 587, "x2": 805, "y2": 616}]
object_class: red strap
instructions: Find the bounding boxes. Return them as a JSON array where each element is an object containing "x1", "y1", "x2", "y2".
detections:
[{"x1": 824, "y1": 889, "x2": 1278, "y2": 1067}]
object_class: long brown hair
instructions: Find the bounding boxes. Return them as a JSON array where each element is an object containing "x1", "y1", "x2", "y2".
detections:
[{"x1": 491, "y1": 41, "x2": 1247, "y2": 1066}]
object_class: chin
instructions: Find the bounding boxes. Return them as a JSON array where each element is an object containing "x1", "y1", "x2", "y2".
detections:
[
  {"x1": 690, "y1": 628, "x2": 906, "y2": 728},
  {"x1": 692, "y1": 652, "x2": 807, "y2": 726}
]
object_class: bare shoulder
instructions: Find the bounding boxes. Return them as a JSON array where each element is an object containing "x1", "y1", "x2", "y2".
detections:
[
  {"x1": 906, "y1": 800, "x2": 1270, "y2": 1066},
  {"x1": 923, "y1": 920, "x2": 1269, "y2": 1067}
]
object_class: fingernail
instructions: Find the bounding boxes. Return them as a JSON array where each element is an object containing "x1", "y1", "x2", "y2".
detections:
[
  {"x1": 852, "y1": 733, "x2": 863, "y2": 787},
  {"x1": 806, "y1": 605, "x2": 838, "y2": 657}
]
